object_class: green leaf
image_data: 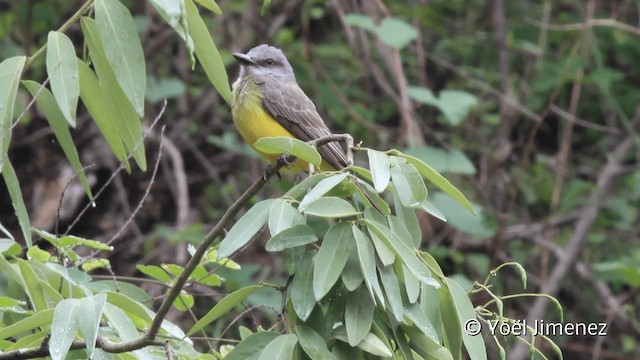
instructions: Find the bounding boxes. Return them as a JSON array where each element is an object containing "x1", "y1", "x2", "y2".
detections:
[
  {"x1": 405, "y1": 146, "x2": 476, "y2": 175},
  {"x1": 284, "y1": 173, "x2": 331, "y2": 200},
  {"x1": 148, "y1": 0, "x2": 195, "y2": 64},
  {"x1": 1, "y1": 160, "x2": 32, "y2": 247},
  {"x1": 224, "y1": 331, "x2": 280, "y2": 360},
  {"x1": 376, "y1": 17, "x2": 417, "y2": 49},
  {"x1": 59, "y1": 234, "x2": 113, "y2": 250},
  {"x1": 404, "y1": 301, "x2": 439, "y2": 342},
  {"x1": 265, "y1": 224, "x2": 317, "y2": 252},
  {"x1": 378, "y1": 264, "x2": 403, "y2": 322},
  {"x1": 345, "y1": 285, "x2": 374, "y2": 346},
  {"x1": 403, "y1": 326, "x2": 453, "y2": 360},
  {"x1": 95, "y1": 0, "x2": 146, "y2": 116},
  {"x1": 0, "y1": 309, "x2": 54, "y2": 340},
  {"x1": 429, "y1": 193, "x2": 495, "y2": 238},
  {"x1": 353, "y1": 179, "x2": 391, "y2": 215},
  {"x1": 50, "y1": 298, "x2": 81, "y2": 360},
  {"x1": 404, "y1": 264, "x2": 420, "y2": 304},
  {"x1": 388, "y1": 149, "x2": 474, "y2": 214},
  {"x1": 81, "y1": 17, "x2": 146, "y2": 170},
  {"x1": 22, "y1": 80, "x2": 93, "y2": 200},
  {"x1": 390, "y1": 157, "x2": 427, "y2": 208},
  {"x1": 391, "y1": 189, "x2": 422, "y2": 247},
  {"x1": 185, "y1": 0, "x2": 231, "y2": 104},
  {"x1": 367, "y1": 149, "x2": 390, "y2": 193},
  {"x1": 137, "y1": 264, "x2": 172, "y2": 283},
  {"x1": 340, "y1": 241, "x2": 363, "y2": 291},
  {"x1": 352, "y1": 225, "x2": 385, "y2": 307},
  {"x1": 194, "y1": 0, "x2": 222, "y2": 14},
  {"x1": 76, "y1": 294, "x2": 107, "y2": 358},
  {"x1": 364, "y1": 220, "x2": 439, "y2": 288},
  {"x1": 103, "y1": 303, "x2": 155, "y2": 360},
  {"x1": 421, "y1": 200, "x2": 446, "y2": 222},
  {"x1": 77, "y1": 59, "x2": 130, "y2": 170},
  {"x1": 408, "y1": 87, "x2": 477, "y2": 126},
  {"x1": 299, "y1": 172, "x2": 348, "y2": 210},
  {"x1": 268, "y1": 198, "x2": 304, "y2": 236},
  {"x1": 344, "y1": 14, "x2": 376, "y2": 32},
  {"x1": 26, "y1": 246, "x2": 52, "y2": 261},
  {"x1": 46, "y1": 31, "x2": 79, "y2": 126},
  {"x1": 254, "y1": 136, "x2": 322, "y2": 168},
  {"x1": 18, "y1": 260, "x2": 47, "y2": 311},
  {"x1": 303, "y1": 197, "x2": 359, "y2": 218},
  {"x1": 313, "y1": 222, "x2": 352, "y2": 300},
  {"x1": 296, "y1": 325, "x2": 337, "y2": 360},
  {"x1": 447, "y1": 278, "x2": 487, "y2": 360},
  {"x1": 187, "y1": 285, "x2": 260, "y2": 336},
  {"x1": 218, "y1": 199, "x2": 273, "y2": 259},
  {"x1": 0, "y1": 56, "x2": 25, "y2": 154},
  {"x1": 257, "y1": 334, "x2": 298, "y2": 360},
  {"x1": 145, "y1": 76, "x2": 186, "y2": 103},
  {"x1": 105, "y1": 292, "x2": 154, "y2": 323},
  {"x1": 333, "y1": 327, "x2": 393, "y2": 357},
  {"x1": 291, "y1": 252, "x2": 316, "y2": 321}
]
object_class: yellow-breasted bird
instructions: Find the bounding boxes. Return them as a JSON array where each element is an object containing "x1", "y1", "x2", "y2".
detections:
[{"x1": 231, "y1": 44, "x2": 349, "y2": 172}]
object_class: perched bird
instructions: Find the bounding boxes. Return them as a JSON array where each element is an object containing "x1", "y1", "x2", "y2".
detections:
[{"x1": 231, "y1": 44, "x2": 349, "y2": 172}]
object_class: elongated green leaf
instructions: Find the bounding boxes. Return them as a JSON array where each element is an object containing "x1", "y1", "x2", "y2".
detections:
[
  {"x1": 388, "y1": 149, "x2": 474, "y2": 213},
  {"x1": 353, "y1": 179, "x2": 391, "y2": 215},
  {"x1": 103, "y1": 303, "x2": 154, "y2": 360},
  {"x1": 257, "y1": 334, "x2": 297, "y2": 360},
  {"x1": 46, "y1": 31, "x2": 79, "y2": 126},
  {"x1": 340, "y1": 241, "x2": 363, "y2": 291},
  {"x1": 303, "y1": 197, "x2": 359, "y2": 218},
  {"x1": 17, "y1": 260, "x2": 47, "y2": 312},
  {"x1": 218, "y1": 199, "x2": 272, "y2": 258},
  {"x1": 77, "y1": 59, "x2": 129, "y2": 170},
  {"x1": 447, "y1": 278, "x2": 487, "y2": 360},
  {"x1": 367, "y1": 149, "x2": 390, "y2": 193},
  {"x1": 0, "y1": 309, "x2": 54, "y2": 340},
  {"x1": 405, "y1": 301, "x2": 439, "y2": 342},
  {"x1": 392, "y1": 190, "x2": 422, "y2": 247},
  {"x1": 268, "y1": 198, "x2": 304, "y2": 235},
  {"x1": 50, "y1": 298, "x2": 81, "y2": 360},
  {"x1": 438, "y1": 284, "x2": 463, "y2": 360},
  {"x1": 105, "y1": 292, "x2": 154, "y2": 323},
  {"x1": 81, "y1": 17, "x2": 146, "y2": 170},
  {"x1": 148, "y1": 0, "x2": 195, "y2": 63},
  {"x1": 0, "y1": 56, "x2": 25, "y2": 155},
  {"x1": 77, "y1": 294, "x2": 107, "y2": 358},
  {"x1": 403, "y1": 326, "x2": 453, "y2": 360},
  {"x1": 421, "y1": 200, "x2": 446, "y2": 222},
  {"x1": 185, "y1": 0, "x2": 231, "y2": 104},
  {"x1": 313, "y1": 222, "x2": 352, "y2": 300},
  {"x1": 284, "y1": 173, "x2": 330, "y2": 200},
  {"x1": 225, "y1": 331, "x2": 280, "y2": 360},
  {"x1": 296, "y1": 325, "x2": 337, "y2": 360},
  {"x1": 23, "y1": 81, "x2": 93, "y2": 200},
  {"x1": 266, "y1": 224, "x2": 317, "y2": 252},
  {"x1": 364, "y1": 220, "x2": 439, "y2": 288},
  {"x1": 299, "y1": 172, "x2": 348, "y2": 210},
  {"x1": 188, "y1": 285, "x2": 260, "y2": 335},
  {"x1": 378, "y1": 264, "x2": 403, "y2": 321},
  {"x1": 388, "y1": 214, "x2": 418, "y2": 249},
  {"x1": 137, "y1": 264, "x2": 172, "y2": 283},
  {"x1": 255, "y1": 136, "x2": 322, "y2": 168},
  {"x1": 352, "y1": 225, "x2": 385, "y2": 307},
  {"x1": 95, "y1": 0, "x2": 146, "y2": 116},
  {"x1": 291, "y1": 252, "x2": 316, "y2": 321},
  {"x1": 333, "y1": 327, "x2": 393, "y2": 357},
  {"x1": 404, "y1": 264, "x2": 420, "y2": 304},
  {"x1": 194, "y1": 0, "x2": 222, "y2": 14},
  {"x1": 1, "y1": 160, "x2": 31, "y2": 247},
  {"x1": 345, "y1": 285, "x2": 374, "y2": 346},
  {"x1": 390, "y1": 157, "x2": 427, "y2": 208}
]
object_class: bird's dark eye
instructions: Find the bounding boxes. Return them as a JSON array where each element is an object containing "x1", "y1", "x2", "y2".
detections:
[{"x1": 265, "y1": 58, "x2": 275, "y2": 66}]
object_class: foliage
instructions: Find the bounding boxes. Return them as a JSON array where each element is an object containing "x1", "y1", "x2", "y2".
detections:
[{"x1": 1, "y1": 0, "x2": 639, "y2": 359}]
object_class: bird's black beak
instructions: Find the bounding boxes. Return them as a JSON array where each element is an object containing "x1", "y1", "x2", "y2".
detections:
[{"x1": 233, "y1": 52, "x2": 255, "y2": 66}]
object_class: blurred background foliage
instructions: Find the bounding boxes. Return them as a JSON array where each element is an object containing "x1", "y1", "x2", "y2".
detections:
[{"x1": 0, "y1": 0, "x2": 639, "y2": 358}]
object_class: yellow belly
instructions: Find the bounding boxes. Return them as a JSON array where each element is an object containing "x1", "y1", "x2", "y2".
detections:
[{"x1": 232, "y1": 87, "x2": 333, "y2": 172}]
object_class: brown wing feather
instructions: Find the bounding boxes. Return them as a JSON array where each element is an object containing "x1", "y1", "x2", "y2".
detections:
[{"x1": 259, "y1": 75, "x2": 348, "y2": 170}]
